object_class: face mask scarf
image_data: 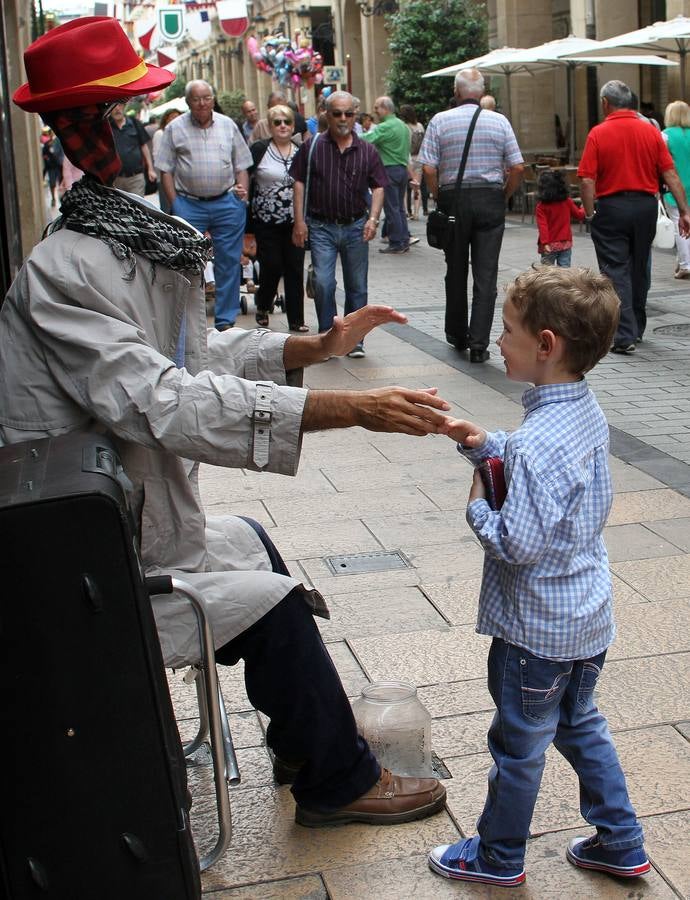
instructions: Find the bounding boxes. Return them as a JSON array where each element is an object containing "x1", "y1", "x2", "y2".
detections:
[
  {"x1": 42, "y1": 104, "x2": 121, "y2": 185},
  {"x1": 42, "y1": 105, "x2": 212, "y2": 281}
]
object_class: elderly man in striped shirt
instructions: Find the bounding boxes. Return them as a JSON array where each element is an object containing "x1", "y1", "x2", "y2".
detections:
[
  {"x1": 290, "y1": 91, "x2": 388, "y2": 358},
  {"x1": 158, "y1": 80, "x2": 252, "y2": 332},
  {"x1": 420, "y1": 69, "x2": 523, "y2": 363}
]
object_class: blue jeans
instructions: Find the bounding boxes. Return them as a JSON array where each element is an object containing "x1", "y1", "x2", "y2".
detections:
[
  {"x1": 540, "y1": 248, "x2": 571, "y2": 267},
  {"x1": 477, "y1": 638, "x2": 644, "y2": 870},
  {"x1": 172, "y1": 191, "x2": 246, "y2": 329},
  {"x1": 383, "y1": 164, "x2": 410, "y2": 250},
  {"x1": 308, "y1": 215, "x2": 369, "y2": 333}
]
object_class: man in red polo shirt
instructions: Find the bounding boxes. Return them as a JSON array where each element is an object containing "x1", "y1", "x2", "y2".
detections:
[{"x1": 578, "y1": 80, "x2": 690, "y2": 353}]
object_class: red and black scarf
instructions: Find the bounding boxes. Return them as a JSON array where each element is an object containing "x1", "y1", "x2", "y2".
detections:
[{"x1": 42, "y1": 104, "x2": 122, "y2": 185}]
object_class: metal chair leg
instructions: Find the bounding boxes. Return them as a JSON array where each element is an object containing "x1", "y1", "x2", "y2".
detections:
[
  {"x1": 181, "y1": 666, "x2": 209, "y2": 757},
  {"x1": 170, "y1": 578, "x2": 236, "y2": 871},
  {"x1": 217, "y1": 682, "x2": 241, "y2": 786}
]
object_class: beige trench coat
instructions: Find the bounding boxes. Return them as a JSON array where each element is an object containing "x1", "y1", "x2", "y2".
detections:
[{"x1": 0, "y1": 199, "x2": 310, "y2": 667}]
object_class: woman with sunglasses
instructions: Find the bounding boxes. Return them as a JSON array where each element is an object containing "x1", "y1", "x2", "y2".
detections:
[{"x1": 249, "y1": 104, "x2": 308, "y2": 331}]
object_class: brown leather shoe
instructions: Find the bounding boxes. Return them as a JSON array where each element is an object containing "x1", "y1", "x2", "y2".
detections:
[{"x1": 294, "y1": 768, "x2": 446, "y2": 827}]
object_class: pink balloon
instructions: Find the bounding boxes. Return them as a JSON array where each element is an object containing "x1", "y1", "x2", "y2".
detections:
[{"x1": 246, "y1": 36, "x2": 258, "y2": 55}]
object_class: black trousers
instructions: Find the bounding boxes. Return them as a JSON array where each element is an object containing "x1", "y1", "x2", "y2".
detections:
[
  {"x1": 255, "y1": 220, "x2": 306, "y2": 329},
  {"x1": 438, "y1": 186, "x2": 506, "y2": 351},
  {"x1": 215, "y1": 518, "x2": 380, "y2": 810},
  {"x1": 590, "y1": 192, "x2": 657, "y2": 345}
]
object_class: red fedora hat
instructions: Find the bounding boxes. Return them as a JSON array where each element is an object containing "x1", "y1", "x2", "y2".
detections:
[{"x1": 14, "y1": 17, "x2": 175, "y2": 113}]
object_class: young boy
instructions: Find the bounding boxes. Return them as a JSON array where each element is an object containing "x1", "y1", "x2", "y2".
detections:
[{"x1": 429, "y1": 267, "x2": 650, "y2": 887}]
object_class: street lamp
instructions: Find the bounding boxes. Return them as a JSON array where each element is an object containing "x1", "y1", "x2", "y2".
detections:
[{"x1": 357, "y1": 0, "x2": 399, "y2": 14}]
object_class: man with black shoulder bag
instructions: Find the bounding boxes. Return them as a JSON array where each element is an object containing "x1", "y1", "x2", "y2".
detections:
[{"x1": 420, "y1": 69, "x2": 524, "y2": 362}]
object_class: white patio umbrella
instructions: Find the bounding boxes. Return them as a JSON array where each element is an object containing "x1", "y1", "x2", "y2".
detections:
[
  {"x1": 422, "y1": 47, "x2": 554, "y2": 119},
  {"x1": 424, "y1": 36, "x2": 677, "y2": 161},
  {"x1": 566, "y1": 15, "x2": 690, "y2": 100}
]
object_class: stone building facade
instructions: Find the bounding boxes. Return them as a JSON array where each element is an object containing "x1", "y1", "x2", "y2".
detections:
[
  {"x1": 487, "y1": 0, "x2": 690, "y2": 159},
  {"x1": 3, "y1": 0, "x2": 690, "y2": 276},
  {"x1": 173, "y1": 1, "x2": 393, "y2": 119}
]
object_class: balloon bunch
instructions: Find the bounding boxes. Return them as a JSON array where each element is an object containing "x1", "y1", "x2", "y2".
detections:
[{"x1": 246, "y1": 33, "x2": 324, "y2": 88}]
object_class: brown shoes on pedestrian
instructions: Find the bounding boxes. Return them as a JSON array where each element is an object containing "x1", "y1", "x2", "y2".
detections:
[{"x1": 295, "y1": 767, "x2": 446, "y2": 827}]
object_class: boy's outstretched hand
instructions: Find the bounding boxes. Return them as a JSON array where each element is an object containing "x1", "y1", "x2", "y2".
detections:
[{"x1": 440, "y1": 417, "x2": 487, "y2": 448}]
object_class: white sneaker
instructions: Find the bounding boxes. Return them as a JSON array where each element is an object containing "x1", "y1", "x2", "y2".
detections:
[{"x1": 347, "y1": 343, "x2": 365, "y2": 358}]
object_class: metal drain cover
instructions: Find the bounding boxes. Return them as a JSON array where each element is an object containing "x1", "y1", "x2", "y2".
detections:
[
  {"x1": 325, "y1": 549, "x2": 412, "y2": 576},
  {"x1": 654, "y1": 323, "x2": 690, "y2": 337}
]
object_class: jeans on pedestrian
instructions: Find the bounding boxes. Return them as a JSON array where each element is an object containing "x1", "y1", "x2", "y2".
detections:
[
  {"x1": 438, "y1": 185, "x2": 506, "y2": 351},
  {"x1": 215, "y1": 518, "x2": 380, "y2": 811},
  {"x1": 540, "y1": 248, "x2": 571, "y2": 267},
  {"x1": 590, "y1": 193, "x2": 656, "y2": 345},
  {"x1": 308, "y1": 215, "x2": 369, "y2": 333},
  {"x1": 476, "y1": 638, "x2": 644, "y2": 871},
  {"x1": 383, "y1": 164, "x2": 410, "y2": 250},
  {"x1": 172, "y1": 191, "x2": 246, "y2": 329}
]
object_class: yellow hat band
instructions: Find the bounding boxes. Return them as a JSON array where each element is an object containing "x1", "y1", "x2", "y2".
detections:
[
  {"x1": 82, "y1": 60, "x2": 149, "y2": 88},
  {"x1": 29, "y1": 60, "x2": 149, "y2": 98}
]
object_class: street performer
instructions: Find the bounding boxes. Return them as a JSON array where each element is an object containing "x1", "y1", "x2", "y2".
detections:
[{"x1": 4, "y1": 17, "x2": 448, "y2": 828}]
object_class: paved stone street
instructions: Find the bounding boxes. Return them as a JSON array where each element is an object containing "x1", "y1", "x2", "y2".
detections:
[{"x1": 166, "y1": 212, "x2": 690, "y2": 898}]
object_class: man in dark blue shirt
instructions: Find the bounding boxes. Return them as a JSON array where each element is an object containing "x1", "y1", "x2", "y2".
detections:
[
  {"x1": 109, "y1": 102, "x2": 156, "y2": 196},
  {"x1": 290, "y1": 91, "x2": 388, "y2": 356}
]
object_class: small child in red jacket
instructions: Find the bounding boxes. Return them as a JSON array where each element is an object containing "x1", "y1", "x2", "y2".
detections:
[{"x1": 536, "y1": 169, "x2": 586, "y2": 266}]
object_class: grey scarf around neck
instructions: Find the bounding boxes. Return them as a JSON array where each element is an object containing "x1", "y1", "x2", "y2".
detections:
[{"x1": 48, "y1": 177, "x2": 213, "y2": 280}]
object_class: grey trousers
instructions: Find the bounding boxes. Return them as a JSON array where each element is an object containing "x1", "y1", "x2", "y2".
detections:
[{"x1": 113, "y1": 172, "x2": 146, "y2": 197}]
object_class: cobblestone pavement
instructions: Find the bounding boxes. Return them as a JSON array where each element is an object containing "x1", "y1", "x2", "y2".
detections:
[
  {"x1": 38, "y1": 186, "x2": 689, "y2": 897},
  {"x1": 373, "y1": 216, "x2": 690, "y2": 494},
  {"x1": 170, "y1": 212, "x2": 690, "y2": 898}
]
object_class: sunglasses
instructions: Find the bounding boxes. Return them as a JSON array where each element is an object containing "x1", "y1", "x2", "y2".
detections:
[
  {"x1": 330, "y1": 110, "x2": 355, "y2": 118},
  {"x1": 272, "y1": 118, "x2": 292, "y2": 126}
]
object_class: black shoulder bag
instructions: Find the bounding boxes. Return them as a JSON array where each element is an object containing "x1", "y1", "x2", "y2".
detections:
[{"x1": 426, "y1": 106, "x2": 482, "y2": 251}]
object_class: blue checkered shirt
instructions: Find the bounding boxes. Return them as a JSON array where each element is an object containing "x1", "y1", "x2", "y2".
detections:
[
  {"x1": 419, "y1": 103, "x2": 523, "y2": 186},
  {"x1": 461, "y1": 380, "x2": 615, "y2": 661}
]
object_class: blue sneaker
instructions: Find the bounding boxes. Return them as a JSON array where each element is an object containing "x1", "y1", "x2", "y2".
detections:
[
  {"x1": 566, "y1": 835, "x2": 651, "y2": 878},
  {"x1": 428, "y1": 836, "x2": 526, "y2": 886}
]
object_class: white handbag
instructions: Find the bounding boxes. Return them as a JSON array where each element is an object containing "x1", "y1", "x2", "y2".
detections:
[{"x1": 653, "y1": 197, "x2": 677, "y2": 250}]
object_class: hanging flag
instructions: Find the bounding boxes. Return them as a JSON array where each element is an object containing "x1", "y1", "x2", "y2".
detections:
[
  {"x1": 216, "y1": 0, "x2": 248, "y2": 38},
  {"x1": 187, "y1": 9, "x2": 211, "y2": 42},
  {"x1": 157, "y1": 45, "x2": 178, "y2": 70},
  {"x1": 136, "y1": 16, "x2": 157, "y2": 50},
  {"x1": 158, "y1": 5, "x2": 185, "y2": 43}
]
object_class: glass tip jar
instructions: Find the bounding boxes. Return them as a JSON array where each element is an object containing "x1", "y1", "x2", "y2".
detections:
[{"x1": 351, "y1": 681, "x2": 432, "y2": 777}]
